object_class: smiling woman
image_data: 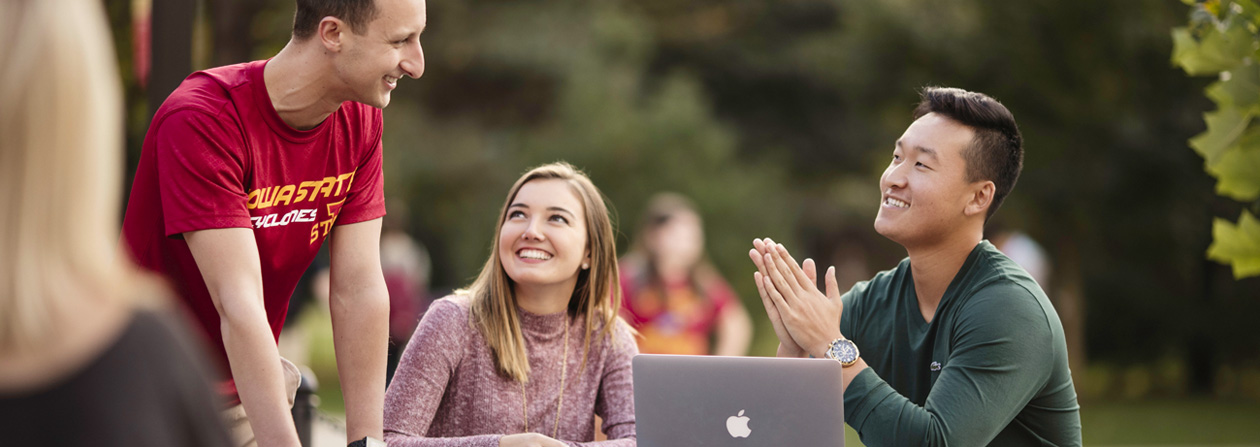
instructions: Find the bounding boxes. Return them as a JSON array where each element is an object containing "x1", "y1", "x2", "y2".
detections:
[
  {"x1": 383, "y1": 162, "x2": 638, "y2": 447},
  {"x1": 498, "y1": 178, "x2": 593, "y2": 309}
]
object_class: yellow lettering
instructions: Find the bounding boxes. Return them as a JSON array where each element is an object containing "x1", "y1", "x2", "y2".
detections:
[
  {"x1": 342, "y1": 171, "x2": 356, "y2": 194},
  {"x1": 318, "y1": 176, "x2": 337, "y2": 198},
  {"x1": 256, "y1": 186, "x2": 278, "y2": 209},
  {"x1": 295, "y1": 181, "x2": 319, "y2": 203},
  {"x1": 310, "y1": 217, "x2": 337, "y2": 244},
  {"x1": 246, "y1": 189, "x2": 260, "y2": 210},
  {"x1": 274, "y1": 185, "x2": 296, "y2": 207},
  {"x1": 334, "y1": 172, "x2": 354, "y2": 196},
  {"x1": 325, "y1": 198, "x2": 345, "y2": 219},
  {"x1": 320, "y1": 220, "x2": 333, "y2": 238}
]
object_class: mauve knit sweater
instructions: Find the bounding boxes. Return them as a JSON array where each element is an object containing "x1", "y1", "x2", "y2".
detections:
[{"x1": 384, "y1": 295, "x2": 638, "y2": 447}]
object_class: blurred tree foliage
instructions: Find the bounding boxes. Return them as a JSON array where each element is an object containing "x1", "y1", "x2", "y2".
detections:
[
  {"x1": 109, "y1": 0, "x2": 1260, "y2": 394},
  {"x1": 378, "y1": 2, "x2": 796, "y2": 301},
  {"x1": 630, "y1": 0, "x2": 1260, "y2": 391},
  {"x1": 1172, "y1": 0, "x2": 1260, "y2": 280}
]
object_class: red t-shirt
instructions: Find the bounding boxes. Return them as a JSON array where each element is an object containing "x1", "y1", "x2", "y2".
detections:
[{"x1": 121, "y1": 60, "x2": 385, "y2": 402}]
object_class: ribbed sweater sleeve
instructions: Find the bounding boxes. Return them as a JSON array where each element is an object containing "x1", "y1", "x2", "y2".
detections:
[
  {"x1": 569, "y1": 321, "x2": 637, "y2": 447},
  {"x1": 384, "y1": 299, "x2": 501, "y2": 447}
]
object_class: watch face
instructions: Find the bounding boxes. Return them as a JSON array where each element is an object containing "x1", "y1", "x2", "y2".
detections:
[{"x1": 830, "y1": 339, "x2": 858, "y2": 363}]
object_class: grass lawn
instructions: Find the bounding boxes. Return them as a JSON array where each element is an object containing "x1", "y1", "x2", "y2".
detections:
[
  {"x1": 840, "y1": 399, "x2": 1260, "y2": 447},
  {"x1": 1080, "y1": 398, "x2": 1260, "y2": 446}
]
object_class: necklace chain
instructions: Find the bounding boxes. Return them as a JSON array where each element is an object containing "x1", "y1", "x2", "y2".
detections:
[{"x1": 520, "y1": 314, "x2": 570, "y2": 438}]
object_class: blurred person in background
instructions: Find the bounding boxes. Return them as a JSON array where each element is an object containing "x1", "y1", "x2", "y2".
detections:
[
  {"x1": 751, "y1": 87, "x2": 1081, "y2": 446},
  {"x1": 117, "y1": 0, "x2": 428, "y2": 445},
  {"x1": 379, "y1": 200, "x2": 432, "y2": 384},
  {"x1": 384, "y1": 162, "x2": 638, "y2": 447},
  {"x1": 276, "y1": 247, "x2": 329, "y2": 369},
  {"x1": 0, "y1": 0, "x2": 232, "y2": 444},
  {"x1": 620, "y1": 193, "x2": 752, "y2": 356},
  {"x1": 988, "y1": 224, "x2": 1051, "y2": 288},
  {"x1": 298, "y1": 200, "x2": 432, "y2": 385}
]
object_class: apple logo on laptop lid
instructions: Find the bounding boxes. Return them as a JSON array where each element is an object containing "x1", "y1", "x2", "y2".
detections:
[{"x1": 726, "y1": 410, "x2": 752, "y2": 438}]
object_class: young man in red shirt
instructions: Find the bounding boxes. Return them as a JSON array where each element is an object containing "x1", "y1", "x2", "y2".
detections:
[{"x1": 121, "y1": 1, "x2": 427, "y2": 446}]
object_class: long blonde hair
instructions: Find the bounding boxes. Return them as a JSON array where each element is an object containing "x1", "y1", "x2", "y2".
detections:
[
  {"x1": 466, "y1": 162, "x2": 623, "y2": 383},
  {"x1": 0, "y1": 0, "x2": 130, "y2": 352}
]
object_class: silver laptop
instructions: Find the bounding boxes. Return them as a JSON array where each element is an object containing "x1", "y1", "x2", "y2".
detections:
[{"x1": 633, "y1": 354, "x2": 845, "y2": 447}]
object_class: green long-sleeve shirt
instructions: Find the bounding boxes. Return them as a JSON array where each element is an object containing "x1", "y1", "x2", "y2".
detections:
[{"x1": 841, "y1": 241, "x2": 1081, "y2": 446}]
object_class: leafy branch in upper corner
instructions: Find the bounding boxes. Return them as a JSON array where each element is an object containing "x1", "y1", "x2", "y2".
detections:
[{"x1": 1172, "y1": 0, "x2": 1260, "y2": 279}]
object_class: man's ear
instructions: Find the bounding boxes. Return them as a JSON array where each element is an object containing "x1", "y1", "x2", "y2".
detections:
[
  {"x1": 318, "y1": 17, "x2": 347, "y2": 52},
  {"x1": 965, "y1": 181, "x2": 995, "y2": 218}
]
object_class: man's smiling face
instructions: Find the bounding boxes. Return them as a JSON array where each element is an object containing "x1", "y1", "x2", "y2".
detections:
[
  {"x1": 874, "y1": 112, "x2": 981, "y2": 248},
  {"x1": 334, "y1": 0, "x2": 426, "y2": 108}
]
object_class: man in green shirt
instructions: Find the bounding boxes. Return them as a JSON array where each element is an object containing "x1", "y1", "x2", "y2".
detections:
[{"x1": 750, "y1": 87, "x2": 1082, "y2": 446}]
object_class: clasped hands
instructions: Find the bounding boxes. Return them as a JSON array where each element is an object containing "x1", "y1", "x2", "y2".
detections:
[{"x1": 748, "y1": 238, "x2": 844, "y2": 359}]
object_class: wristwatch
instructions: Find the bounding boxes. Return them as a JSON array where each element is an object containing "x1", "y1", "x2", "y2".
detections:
[
  {"x1": 824, "y1": 338, "x2": 860, "y2": 367},
  {"x1": 348, "y1": 437, "x2": 385, "y2": 447}
]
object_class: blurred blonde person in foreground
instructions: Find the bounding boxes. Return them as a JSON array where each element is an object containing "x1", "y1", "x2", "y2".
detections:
[
  {"x1": 619, "y1": 193, "x2": 751, "y2": 356},
  {"x1": 0, "y1": 0, "x2": 232, "y2": 445},
  {"x1": 384, "y1": 163, "x2": 638, "y2": 447}
]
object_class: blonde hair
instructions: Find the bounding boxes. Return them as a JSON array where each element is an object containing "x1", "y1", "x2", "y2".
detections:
[
  {"x1": 0, "y1": 0, "x2": 130, "y2": 352},
  {"x1": 465, "y1": 162, "x2": 624, "y2": 383}
]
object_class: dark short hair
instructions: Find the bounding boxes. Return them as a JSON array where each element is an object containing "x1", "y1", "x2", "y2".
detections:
[
  {"x1": 912, "y1": 87, "x2": 1023, "y2": 221},
  {"x1": 292, "y1": 0, "x2": 378, "y2": 40}
]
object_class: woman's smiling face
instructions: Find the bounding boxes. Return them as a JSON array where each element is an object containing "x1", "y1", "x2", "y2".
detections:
[{"x1": 497, "y1": 178, "x2": 590, "y2": 290}]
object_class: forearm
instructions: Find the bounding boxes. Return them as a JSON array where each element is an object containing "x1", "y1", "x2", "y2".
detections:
[
  {"x1": 843, "y1": 368, "x2": 948, "y2": 447},
  {"x1": 331, "y1": 285, "x2": 390, "y2": 442},
  {"x1": 842, "y1": 362, "x2": 1030, "y2": 447},
  {"x1": 712, "y1": 305, "x2": 752, "y2": 357},
  {"x1": 186, "y1": 228, "x2": 295, "y2": 445},
  {"x1": 221, "y1": 310, "x2": 300, "y2": 447},
  {"x1": 840, "y1": 358, "x2": 869, "y2": 394}
]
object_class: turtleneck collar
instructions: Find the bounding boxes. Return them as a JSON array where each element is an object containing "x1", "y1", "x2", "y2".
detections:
[{"x1": 516, "y1": 306, "x2": 571, "y2": 340}]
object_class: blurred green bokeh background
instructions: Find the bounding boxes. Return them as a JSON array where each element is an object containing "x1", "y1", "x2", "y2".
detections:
[{"x1": 105, "y1": 0, "x2": 1260, "y2": 444}]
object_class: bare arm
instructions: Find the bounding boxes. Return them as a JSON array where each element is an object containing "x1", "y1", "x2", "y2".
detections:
[
  {"x1": 328, "y1": 218, "x2": 391, "y2": 443},
  {"x1": 712, "y1": 299, "x2": 752, "y2": 357},
  {"x1": 186, "y1": 228, "x2": 300, "y2": 447}
]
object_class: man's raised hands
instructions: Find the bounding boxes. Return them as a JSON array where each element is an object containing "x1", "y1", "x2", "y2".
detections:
[{"x1": 749, "y1": 238, "x2": 844, "y2": 359}]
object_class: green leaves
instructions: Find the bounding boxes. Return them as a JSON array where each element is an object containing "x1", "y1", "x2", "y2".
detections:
[
  {"x1": 1189, "y1": 103, "x2": 1260, "y2": 200},
  {"x1": 1189, "y1": 104, "x2": 1250, "y2": 166},
  {"x1": 1216, "y1": 63, "x2": 1260, "y2": 109},
  {"x1": 1208, "y1": 211, "x2": 1260, "y2": 278},
  {"x1": 1208, "y1": 130, "x2": 1260, "y2": 200},
  {"x1": 1171, "y1": 22, "x2": 1255, "y2": 76},
  {"x1": 1174, "y1": 0, "x2": 1260, "y2": 278}
]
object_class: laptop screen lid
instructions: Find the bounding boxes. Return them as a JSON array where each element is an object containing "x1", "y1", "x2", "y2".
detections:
[{"x1": 633, "y1": 354, "x2": 845, "y2": 447}]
